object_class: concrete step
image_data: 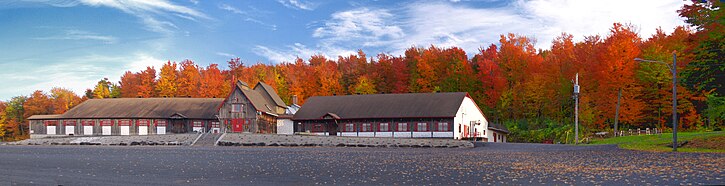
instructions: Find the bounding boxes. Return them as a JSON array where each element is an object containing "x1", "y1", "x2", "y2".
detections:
[{"x1": 192, "y1": 133, "x2": 222, "y2": 147}]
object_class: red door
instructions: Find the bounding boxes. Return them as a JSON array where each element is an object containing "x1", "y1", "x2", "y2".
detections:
[{"x1": 232, "y1": 119, "x2": 244, "y2": 133}]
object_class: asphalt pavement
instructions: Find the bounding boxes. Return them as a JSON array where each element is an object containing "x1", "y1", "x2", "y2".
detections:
[{"x1": 0, "y1": 143, "x2": 721, "y2": 185}]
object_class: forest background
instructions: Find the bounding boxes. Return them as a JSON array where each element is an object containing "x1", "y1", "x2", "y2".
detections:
[{"x1": 1, "y1": 1, "x2": 722, "y2": 142}]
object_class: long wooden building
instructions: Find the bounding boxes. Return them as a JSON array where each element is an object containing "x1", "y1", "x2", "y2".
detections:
[
  {"x1": 28, "y1": 81, "x2": 288, "y2": 138},
  {"x1": 291, "y1": 92, "x2": 508, "y2": 142}
]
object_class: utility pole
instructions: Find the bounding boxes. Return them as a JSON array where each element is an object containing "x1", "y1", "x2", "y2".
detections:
[
  {"x1": 574, "y1": 73, "x2": 580, "y2": 145},
  {"x1": 614, "y1": 88, "x2": 621, "y2": 137}
]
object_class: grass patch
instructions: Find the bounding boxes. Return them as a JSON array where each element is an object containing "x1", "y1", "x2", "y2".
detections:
[{"x1": 589, "y1": 131, "x2": 725, "y2": 153}]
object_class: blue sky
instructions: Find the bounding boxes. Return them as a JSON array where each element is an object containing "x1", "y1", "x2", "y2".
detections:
[{"x1": 0, "y1": 0, "x2": 688, "y2": 100}]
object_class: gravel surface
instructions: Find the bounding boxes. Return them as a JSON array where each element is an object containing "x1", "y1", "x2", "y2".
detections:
[
  {"x1": 0, "y1": 143, "x2": 721, "y2": 185},
  {"x1": 219, "y1": 133, "x2": 474, "y2": 148}
]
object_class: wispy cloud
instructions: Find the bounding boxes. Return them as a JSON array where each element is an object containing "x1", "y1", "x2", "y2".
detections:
[
  {"x1": 256, "y1": 0, "x2": 687, "y2": 64},
  {"x1": 215, "y1": 52, "x2": 236, "y2": 58},
  {"x1": 277, "y1": 0, "x2": 315, "y2": 10},
  {"x1": 313, "y1": 8, "x2": 404, "y2": 47},
  {"x1": 18, "y1": 0, "x2": 209, "y2": 35},
  {"x1": 33, "y1": 29, "x2": 118, "y2": 44},
  {"x1": 0, "y1": 53, "x2": 168, "y2": 99},
  {"x1": 219, "y1": 3, "x2": 277, "y2": 30},
  {"x1": 253, "y1": 43, "x2": 354, "y2": 63},
  {"x1": 219, "y1": 3, "x2": 246, "y2": 15}
]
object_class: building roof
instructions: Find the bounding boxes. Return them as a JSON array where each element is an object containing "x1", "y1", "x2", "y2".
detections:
[
  {"x1": 255, "y1": 82, "x2": 287, "y2": 108},
  {"x1": 27, "y1": 114, "x2": 61, "y2": 120},
  {"x1": 488, "y1": 122, "x2": 510, "y2": 134},
  {"x1": 58, "y1": 98, "x2": 223, "y2": 119},
  {"x1": 293, "y1": 92, "x2": 468, "y2": 120}
]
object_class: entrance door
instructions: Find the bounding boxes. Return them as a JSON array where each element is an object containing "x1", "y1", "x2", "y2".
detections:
[
  {"x1": 172, "y1": 120, "x2": 186, "y2": 133},
  {"x1": 328, "y1": 123, "x2": 338, "y2": 136},
  {"x1": 232, "y1": 119, "x2": 244, "y2": 133}
]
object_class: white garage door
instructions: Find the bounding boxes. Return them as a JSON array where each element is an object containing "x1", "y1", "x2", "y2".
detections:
[
  {"x1": 65, "y1": 126, "x2": 74, "y2": 135},
  {"x1": 138, "y1": 126, "x2": 148, "y2": 135},
  {"x1": 84, "y1": 126, "x2": 93, "y2": 135},
  {"x1": 47, "y1": 126, "x2": 56, "y2": 135},
  {"x1": 120, "y1": 126, "x2": 130, "y2": 135},
  {"x1": 157, "y1": 127, "x2": 166, "y2": 134},
  {"x1": 102, "y1": 126, "x2": 112, "y2": 135}
]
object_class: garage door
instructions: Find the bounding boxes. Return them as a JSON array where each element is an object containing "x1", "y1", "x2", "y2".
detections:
[
  {"x1": 155, "y1": 120, "x2": 166, "y2": 135},
  {"x1": 101, "y1": 120, "x2": 112, "y2": 135}
]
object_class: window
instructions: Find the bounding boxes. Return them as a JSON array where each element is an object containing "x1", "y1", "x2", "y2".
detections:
[
  {"x1": 313, "y1": 124, "x2": 324, "y2": 132},
  {"x1": 82, "y1": 120, "x2": 95, "y2": 126},
  {"x1": 361, "y1": 123, "x2": 372, "y2": 132},
  {"x1": 417, "y1": 123, "x2": 427, "y2": 131},
  {"x1": 232, "y1": 104, "x2": 243, "y2": 113},
  {"x1": 137, "y1": 120, "x2": 150, "y2": 126},
  {"x1": 437, "y1": 122, "x2": 449, "y2": 132},
  {"x1": 64, "y1": 120, "x2": 76, "y2": 126},
  {"x1": 44, "y1": 121, "x2": 57, "y2": 126},
  {"x1": 193, "y1": 121, "x2": 203, "y2": 127},
  {"x1": 345, "y1": 123, "x2": 354, "y2": 132},
  {"x1": 100, "y1": 120, "x2": 113, "y2": 126},
  {"x1": 118, "y1": 120, "x2": 130, "y2": 126},
  {"x1": 211, "y1": 122, "x2": 220, "y2": 128},
  {"x1": 379, "y1": 123, "x2": 389, "y2": 132},
  {"x1": 397, "y1": 123, "x2": 408, "y2": 132},
  {"x1": 155, "y1": 120, "x2": 167, "y2": 127}
]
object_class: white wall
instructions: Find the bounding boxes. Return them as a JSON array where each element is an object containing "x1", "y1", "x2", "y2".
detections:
[
  {"x1": 276, "y1": 119, "x2": 294, "y2": 135},
  {"x1": 453, "y1": 96, "x2": 488, "y2": 140}
]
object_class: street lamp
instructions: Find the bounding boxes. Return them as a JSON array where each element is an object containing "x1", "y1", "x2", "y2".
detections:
[{"x1": 634, "y1": 52, "x2": 677, "y2": 152}]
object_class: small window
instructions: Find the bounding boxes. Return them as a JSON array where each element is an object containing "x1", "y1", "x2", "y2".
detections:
[
  {"x1": 345, "y1": 123, "x2": 354, "y2": 132},
  {"x1": 193, "y1": 121, "x2": 203, "y2": 127},
  {"x1": 64, "y1": 120, "x2": 76, "y2": 126},
  {"x1": 118, "y1": 120, "x2": 130, "y2": 126},
  {"x1": 137, "y1": 120, "x2": 150, "y2": 126},
  {"x1": 232, "y1": 104, "x2": 243, "y2": 113},
  {"x1": 211, "y1": 122, "x2": 220, "y2": 128},
  {"x1": 379, "y1": 123, "x2": 389, "y2": 132},
  {"x1": 82, "y1": 120, "x2": 95, "y2": 126},
  {"x1": 397, "y1": 123, "x2": 408, "y2": 132},
  {"x1": 417, "y1": 123, "x2": 427, "y2": 131},
  {"x1": 100, "y1": 120, "x2": 113, "y2": 126},
  {"x1": 437, "y1": 122, "x2": 449, "y2": 132},
  {"x1": 44, "y1": 121, "x2": 57, "y2": 126},
  {"x1": 313, "y1": 124, "x2": 324, "y2": 132},
  {"x1": 155, "y1": 120, "x2": 167, "y2": 127},
  {"x1": 361, "y1": 123, "x2": 371, "y2": 132}
]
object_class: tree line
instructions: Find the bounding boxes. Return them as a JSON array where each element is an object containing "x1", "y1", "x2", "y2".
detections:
[{"x1": 1, "y1": 0, "x2": 722, "y2": 142}]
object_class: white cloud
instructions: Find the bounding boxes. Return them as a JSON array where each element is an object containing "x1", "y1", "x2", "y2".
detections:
[
  {"x1": 258, "y1": 0, "x2": 688, "y2": 63},
  {"x1": 77, "y1": 0, "x2": 209, "y2": 34},
  {"x1": 253, "y1": 43, "x2": 356, "y2": 64},
  {"x1": 219, "y1": 3, "x2": 246, "y2": 15},
  {"x1": 313, "y1": 8, "x2": 404, "y2": 46},
  {"x1": 216, "y1": 52, "x2": 236, "y2": 58},
  {"x1": 219, "y1": 3, "x2": 277, "y2": 30},
  {"x1": 0, "y1": 53, "x2": 169, "y2": 100},
  {"x1": 277, "y1": 0, "x2": 315, "y2": 10},
  {"x1": 33, "y1": 29, "x2": 118, "y2": 44}
]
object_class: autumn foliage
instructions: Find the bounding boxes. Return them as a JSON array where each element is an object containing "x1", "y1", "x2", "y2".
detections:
[{"x1": 1, "y1": 1, "x2": 722, "y2": 142}]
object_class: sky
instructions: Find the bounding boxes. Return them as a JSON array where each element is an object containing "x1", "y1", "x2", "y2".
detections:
[{"x1": 0, "y1": 0, "x2": 689, "y2": 101}]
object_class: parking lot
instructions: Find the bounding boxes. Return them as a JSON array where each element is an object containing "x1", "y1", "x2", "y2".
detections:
[{"x1": 0, "y1": 143, "x2": 722, "y2": 185}]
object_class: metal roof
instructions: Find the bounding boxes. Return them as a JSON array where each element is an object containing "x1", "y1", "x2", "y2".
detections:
[
  {"x1": 27, "y1": 114, "x2": 61, "y2": 120},
  {"x1": 58, "y1": 98, "x2": 223, "y2": 119},
  {"x1": 293, "y1": 92, "x2": 468, "y2": 120}
]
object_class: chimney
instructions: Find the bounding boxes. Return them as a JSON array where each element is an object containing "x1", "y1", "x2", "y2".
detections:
[{"x1": 292, "y1": 95, "x2": 298, "y2": 105}]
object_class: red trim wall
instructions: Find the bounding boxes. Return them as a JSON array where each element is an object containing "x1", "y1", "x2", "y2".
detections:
[
  {"x1": 100, "y1": 120, "x2": 113, "y2": 126},
  {"x1": 118, "y1": 119, "x2": 131, "y2": 126},
  {"x1": 82, "y1": 120, "x2": 95, "y2": 126}
]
